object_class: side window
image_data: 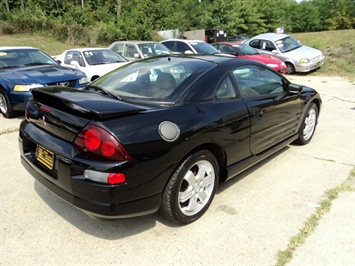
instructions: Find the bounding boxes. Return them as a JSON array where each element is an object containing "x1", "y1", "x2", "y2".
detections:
[
  {"x1": 216, "y1": 76, "x2": 237, "y2": 100},
  {"x1": 249, "y1": 40, "x2": 260, "y2": 49},
  {"x1": 64, "y1": 51, "x2": 85, "y2": 66},
  {"x1": 232, "y1": 65, "x2": 285, "y2": 98},
  {"x1": 125, "y1": 45, "x2": 138, "y2": 58},
  {"x1": 261, "y1": 41, "x2": 276, "y2": 52},
  {"x1": 177, "y1": 42, "x2": 191, "y2": 53},
  {"x1": 162, "y1": 41, "x2": 174, "y2": 51},
  {"x1": 220, "y1": 44, "x2": 233, "y2": 54},
  {"x1": 112, "y1": 43, "x2": 124, "y2": 55}
]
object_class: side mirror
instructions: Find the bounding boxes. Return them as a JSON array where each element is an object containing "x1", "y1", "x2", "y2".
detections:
[
  {"x1": 184, "y1": 50, "x2": 194, "y2": 54},
  {"x1": 70, "y1": 61, "x2": 80, "y2": 68},
  {"x1": 134, "y1": 53, "x2": 140, "y2": 59},
  {"x1": 271, "y1": 49, "x2": 279, "y2": 54},
  {"x1": 288, "y1": 83, "x2": 303, "y2": 93}
]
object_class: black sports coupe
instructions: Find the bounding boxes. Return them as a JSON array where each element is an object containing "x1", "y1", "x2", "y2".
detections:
[{"x1": 19, "y1": 55, "x2": 321, "y2": 224}]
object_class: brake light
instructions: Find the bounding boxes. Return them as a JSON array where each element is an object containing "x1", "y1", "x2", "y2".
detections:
[
  {"x1": 83, "y1": 128, "x2": 101, "y2": 150},
  {"x1": 74, "y1": 124, "x2": 130, "y2": 161}
]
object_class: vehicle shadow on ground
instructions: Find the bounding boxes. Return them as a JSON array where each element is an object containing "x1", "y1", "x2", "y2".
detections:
[
  {"x1": 34, "y1": 181, "x2": 162, "y2": 239},
  {"x1": 33, "y1": 146, "x2": 290, "y2": 238},
  {"x1": 217, "y1": 146, "x2": 290, "y2": 194}
]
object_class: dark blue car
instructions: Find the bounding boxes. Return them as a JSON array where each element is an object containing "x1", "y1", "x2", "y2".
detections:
[{"x1": 0, "y1": 46, "x2": 90, "y2": 118}]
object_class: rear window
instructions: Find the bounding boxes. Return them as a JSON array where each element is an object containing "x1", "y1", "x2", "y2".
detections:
[{"x1": 90, "y1": 56, "x2": 215, "y2": 103}]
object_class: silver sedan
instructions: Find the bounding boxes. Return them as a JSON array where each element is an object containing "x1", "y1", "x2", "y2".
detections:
[{"x1": 245, "y1": 33, "x2": 325, "y2": 74}]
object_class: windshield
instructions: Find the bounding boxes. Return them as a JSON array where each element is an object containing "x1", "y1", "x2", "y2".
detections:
[
  {"x1": 275, "y1": 36, "x2": 302, "y2": 53},
  {"x1": 89, "y1": 56, "x2": 215, "y2": 103},
  {"x1": 0, "y1": 48, "x2": 58, "y2": 69},
  {"x1": 137, "y1": 43, "x2": 171, "y2": 57},
  {"x1": 83, "y1": 49, "x2": 128, "y2": 65},
  {"x1": 235, "y1": 45, "x2": 259, "y2": 55},
  {"x1": 189, "y1": 42, "x2": 220, "y2": 54}
]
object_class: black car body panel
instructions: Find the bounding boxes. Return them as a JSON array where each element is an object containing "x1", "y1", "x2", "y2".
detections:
[{"x1": 19, "y1": 55, "x2": 321, "y2": 220}]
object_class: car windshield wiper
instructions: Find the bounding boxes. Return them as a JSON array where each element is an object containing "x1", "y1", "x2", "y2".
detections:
[
  {"x1": 85, "y1": 85, "x2": 122, "y2": 101},
  {"x1": 0, "y1": 65, "x2": 19, "y2": 69},
  {"x1": 25, "y1": 62, "x2": 51, "y2": 66}
]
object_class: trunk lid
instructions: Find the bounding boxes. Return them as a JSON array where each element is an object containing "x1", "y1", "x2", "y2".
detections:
[{"x1": 26, "y1": 86, "x2": 147, "y2": 142}]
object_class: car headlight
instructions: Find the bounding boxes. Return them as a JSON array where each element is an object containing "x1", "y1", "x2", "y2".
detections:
[
  {"x1": 299, "y1": 58, "x2": 310, "y2": 64},
  {"x1": 79, "y1": 77, "x2": 90, "y2": 84},
  {"x1": 13, "y1": 84, "x2": 44, "y2": 92},
  {"x1": 266, "y1": 64, "x2": 278, "y2": 68}
]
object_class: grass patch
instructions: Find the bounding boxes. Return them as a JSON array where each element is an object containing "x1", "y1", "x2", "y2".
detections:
[
  {"x1": 292, "y1": 30, "x2": 355, "y2": 81},
  {"x1": 0, "y1": 33, "x2": 87, "y2": 56},
  {"x1": 275, "y1": 167, "x2": 355, "y2": 266}
]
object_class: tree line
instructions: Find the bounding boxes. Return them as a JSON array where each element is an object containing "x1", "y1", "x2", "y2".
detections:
[{"x1": 0, "y1": 0, "x2": 354, "y2": 45}]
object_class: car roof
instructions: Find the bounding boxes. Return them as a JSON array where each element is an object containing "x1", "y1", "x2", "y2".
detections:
[
  {"x1": 0, "y1": 46, "x2": 38, "y2": 51},
  {"x1": 111, "y1": 41, "x2": 161, "y2": 44},
  {"x1": 213, "y1": 42, "x2": 244, "y2": 46},
  {"x1": 64, "y1": 48, "x2": 112, "y2": 52},
  {"x1": 162, "y1": 39, "x2": 205, "y2": 43},
  {"x1": 251, "y1": 33, "x2": 289, "y2": 41}
]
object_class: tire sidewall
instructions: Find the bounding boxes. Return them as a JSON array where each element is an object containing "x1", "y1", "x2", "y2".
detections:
[
  {"x1": 286, "y1": 62, "x2": 295, "y2": 74},
  {"x1": 163, "y1": 150, "x2": 219, "y2": 224},
  {"x1": 0, "y1": 89, "x2": 15, "y2": 118},
  {"x1": 297, "y1": 102, "x2": 318, "y2": 145}
]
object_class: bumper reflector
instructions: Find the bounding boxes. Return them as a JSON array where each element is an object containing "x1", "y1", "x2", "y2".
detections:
[{"x1": 84, "y1": 170, "x2": 126, "y2": 184}]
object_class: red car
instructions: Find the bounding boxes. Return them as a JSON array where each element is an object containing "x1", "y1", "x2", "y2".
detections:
[{"x1": 212, "y1": 42, "x2": 287, "y2": 73}]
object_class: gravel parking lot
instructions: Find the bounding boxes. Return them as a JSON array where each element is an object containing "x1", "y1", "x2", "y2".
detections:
[{"x1": 1, "y1": 75, "x2": 354, "y2": 265}]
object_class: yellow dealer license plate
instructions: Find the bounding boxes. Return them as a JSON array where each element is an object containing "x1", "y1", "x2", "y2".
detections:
[{"x1": 36, "y1": 145, "x2": 55, "y2": 170}]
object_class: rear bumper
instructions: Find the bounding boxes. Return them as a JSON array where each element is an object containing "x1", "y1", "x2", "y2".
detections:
[{"x1": 20, "y1": 154, "x2": 160, "y2": 218}]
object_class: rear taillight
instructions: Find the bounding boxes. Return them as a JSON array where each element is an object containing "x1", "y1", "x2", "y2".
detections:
[{"x1": 74, "y1": 124, "x2": 130, "y2": 161}]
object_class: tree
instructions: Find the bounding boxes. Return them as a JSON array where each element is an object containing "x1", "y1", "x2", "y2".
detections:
[{"x1": 328, "y1": 0, "x2": 355, "y2": 30}]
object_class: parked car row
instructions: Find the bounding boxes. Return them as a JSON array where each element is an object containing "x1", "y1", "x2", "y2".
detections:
[{"x1": 0, "y1": 32, "x2": 324, "y2": 118}]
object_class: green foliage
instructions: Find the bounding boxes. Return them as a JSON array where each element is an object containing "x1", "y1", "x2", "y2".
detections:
[{"x1": 0, "y1": 0, "x2": 354, "y2": 44}]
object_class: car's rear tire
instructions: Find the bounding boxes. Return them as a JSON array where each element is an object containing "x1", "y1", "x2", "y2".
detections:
[
  {"x1": 0, "y1": 90, "x2": 17, "y2": 118},
  {"x1": 161, "y1": 150, "x2": 219, "y2": 224},
  {"x1": 286, "y1": 62, "x2": 296, "y2": 74},
  {"x1": 294, "y1": 102, "x2": 318, "y2": 145}
]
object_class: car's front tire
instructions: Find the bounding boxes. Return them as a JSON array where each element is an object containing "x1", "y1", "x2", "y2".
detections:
[
  {"x1": 0, "y1": 89, "x2": 16, "y2": 118},
  {"x1": 294, "y1": 102, "x2": 319, "y2": 145},
  {"x1": 161, "y1": 150, "x2": 219, "y2": 224},
  {"x1": 286, "y1": 62, "x2": 296, "y2": 74}
]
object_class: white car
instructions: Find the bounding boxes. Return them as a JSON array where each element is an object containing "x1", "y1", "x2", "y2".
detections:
[
  {"x1": 245, "y1": 33, "x2": 325, "y2": 74},
  {"x1": 55, "y1": 48, "x2": 129, "y2": 81}
]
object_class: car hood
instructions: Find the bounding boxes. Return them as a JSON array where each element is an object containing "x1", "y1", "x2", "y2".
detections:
[
  {"x1": 4, "y1": 65, "x2": 86, "y2": 84},
  {"x1": 91, "y1": 62, "x2": 130, "y2": 76},
  {"x1": 238, "y1": 54, "x2": 282, "y2": 64},
  {"x1": 282, "y1": 45, "x2": 322, "y2": 59}
]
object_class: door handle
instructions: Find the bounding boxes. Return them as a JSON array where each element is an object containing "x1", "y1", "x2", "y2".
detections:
[{"x1": 252, "y1": 110, "x2": 263, "y2": 120}]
